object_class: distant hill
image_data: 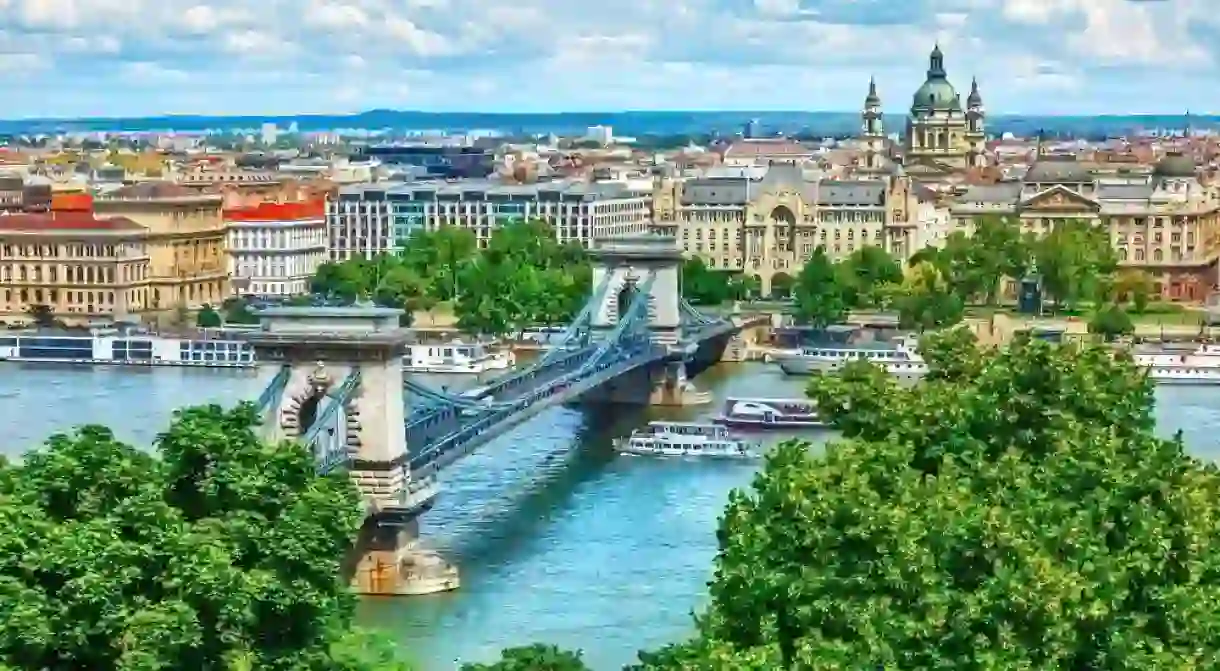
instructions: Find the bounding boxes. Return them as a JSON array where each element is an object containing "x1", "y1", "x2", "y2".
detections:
[{"x1": 0, "y1": 110, "x2": 1206, "y2": 139}]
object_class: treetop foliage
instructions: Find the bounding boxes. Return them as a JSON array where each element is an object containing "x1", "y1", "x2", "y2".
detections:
[
  {"x1": 789, "y1": 214, "x2": 1140, "y2": 331},
  {"x1": 680, "y1": 257, "x2": 757, "y2": 306},
  {"x1": 459, "y1": 644, "x2": 591, "y2": 671},
  {"x1": 309, "y1": 220, "x2": 591, "y2": 335},
  {"x1": 664, "y1": 329, "x2": 1220, "y2": 669},
  {"x1": 0, "y1": 404, "x2": 405, "y2": 671}
]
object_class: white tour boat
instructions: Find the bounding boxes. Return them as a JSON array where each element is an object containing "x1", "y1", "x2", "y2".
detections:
[
  {"x1": 404, "y1": 341, "x2": 515, "y2": 374},
  {"x1": 613, "y1": 421, "x2": 760, "y2": 459},
  {"x1": 774, "y1": 337, "x2": 927, "y2": 380},
  {"x1": 1132, "y1": 343, "x2": 1220, "y2": 385},
  {"x1": 715, "y1": 397, "x2": 824, "y2": 429}
]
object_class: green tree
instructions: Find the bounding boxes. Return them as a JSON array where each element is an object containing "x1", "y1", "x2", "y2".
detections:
[
  {"x1": 0, "y1": 404, "x2": 410, "y2": 670},
  {"x1": 970, "y1": 214, "x2": 1034, "y2": 303},
  {"x1": 731, "y1": 274, "x2": 761, "y2": 301},
  {"x1": 372, "y1": 264, "x2": 433, "y2": 326},
  {"x1": 930, "y1": 232, "x2": 995, "y2": 303},
  {"x1": 1115, "y1": 269, "x2": 1154, "y2": 313},
  {"x1": 24, "y1": 304, "x2": 55, "y2": 328},
  {"x1": 839, "y1": 245, "x2": 902, "y2": 309},
  {"x1": 681, "y1": 257, "x2": 732, "y2": 306},
  {"x1": 1088, "y1": 302, "x2": 1135, "y2": 341},
  {"x1": 399, "y1": 227, "x2": 477, "y2": 302},
  {"x1": 792, "y1": 246, "x2": 848, "y2": 328},
  {"x1": 312, "y1": 260, "x2": 371, "y2": 302},
  {"x1": 1035, "y1": 218, "x2": 1117, "y2": 310},
  {"x1": 195, "y1": 304, "x2": 222, "y2": 328},
  {"x1": 460, "y1": 644, "x2": 591, "y2": 671},
  {"x1": 451, "y1": 220, "x2": 590, "y2": 332},
  {"x1": 635, "y1": 330, "x2": 1220, "y2": 668},
  {"x1": 221, "y1": 297, "x2": 260, "y2": 325},
  {"x1": 893, "y1": 262, "x2": 964, "y2": 332}
]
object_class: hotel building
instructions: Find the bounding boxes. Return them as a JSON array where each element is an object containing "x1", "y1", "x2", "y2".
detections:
[
  {"x1": 225, "y1": 200, "x2": 328, "y2": 297},
  {"x1": 327, "y1": 180, "x2": 651, "y2": 261}
]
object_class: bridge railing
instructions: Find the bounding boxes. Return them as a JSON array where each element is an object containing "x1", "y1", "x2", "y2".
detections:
[
  {"x1": 407, "y1": 283, "x2": 664, "y2": 478},
  {"x1": 408, "y1": 339, "x2": 666, "y2": 479}
]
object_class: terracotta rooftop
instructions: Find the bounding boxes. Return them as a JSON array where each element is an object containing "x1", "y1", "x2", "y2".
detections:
[
  {"x1": 104, "y1": 181, "x2": 208, "y2": 199},
  {"x1": 51, "y1": 192, "x2": 93, "y2": 211},
  {"x1": 723, "y1": 139, "x2": 813, "y2": 158},
  {"x1": 224, "y1": 200, "x2": 325, "y2": 222},
  {"x1": 0, "y1": 212, "x2": 145, "y2": 232}
]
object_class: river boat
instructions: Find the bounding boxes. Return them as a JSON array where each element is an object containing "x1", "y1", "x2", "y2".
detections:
[
  {"x1": 613, "y1": 421, "x2": 759, "y2": 459},
  {"x1": 774, "y1": 337, "x2": 927, "y2": 379},
  {"x1": 404, "y1": 341, "x2": 514, "y2": 374},
  {"x1": 1132, "y1": 343, "x2": 1220, "y2": 385},
  {"x1": 0, "y1": 333, "x2": 255, "y2": 368},
  {"x1": 715, "y1": 397, "x2": 824, "y2": 429}
]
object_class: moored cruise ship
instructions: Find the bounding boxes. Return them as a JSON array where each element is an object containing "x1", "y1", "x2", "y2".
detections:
[
  {"x1": 404, "y1": 341, "x2": 515, "y2": 374},
  {"x1": 774, "y1": 337, "x2": 928, "y2": 379},
  {"x1": 1132, "y1": 342, "x2": 1220, "y2": 384},
  {"x1": 0, "y1": 334, "x2": 255, "y2": 368}
]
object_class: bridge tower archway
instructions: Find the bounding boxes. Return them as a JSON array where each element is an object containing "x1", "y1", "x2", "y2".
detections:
[
  {"x1": 589, "y1": 234, "x2": 682, "y2": 345},
  {"x1": 243, "y1": 306, "x2": 454, "y2": 597}
]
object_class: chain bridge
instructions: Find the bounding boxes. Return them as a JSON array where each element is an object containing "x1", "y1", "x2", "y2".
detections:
[{"x1": 239, "y1": 235, "x2": 766, "y2": 595}]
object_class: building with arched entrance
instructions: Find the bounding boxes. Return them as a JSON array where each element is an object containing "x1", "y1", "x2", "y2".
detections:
[{"x1": 651, "y1": 163, "x2": 920, "y2": 296}]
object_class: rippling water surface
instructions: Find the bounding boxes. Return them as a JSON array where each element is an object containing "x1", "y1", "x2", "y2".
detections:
[{"x1": 4, "y1": 362, "x2": 1219, "y2": 669}]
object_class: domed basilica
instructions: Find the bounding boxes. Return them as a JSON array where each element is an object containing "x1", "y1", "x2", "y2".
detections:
[{"x1": 861, "y1": 44, "x2": 987, "y2": 174}]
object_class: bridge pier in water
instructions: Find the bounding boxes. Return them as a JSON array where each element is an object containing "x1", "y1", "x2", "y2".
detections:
[{"x1": 246, "y1": 306, "x2": 459, "y2": 596}]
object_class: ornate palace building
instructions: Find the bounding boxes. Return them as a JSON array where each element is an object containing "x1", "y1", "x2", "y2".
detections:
[
  {"x1": 950, "y1": 154, "x2": 1220, "y2": 300},
  {"x1": 652, "y1": 164, "x2": 919, "y2": 295}
]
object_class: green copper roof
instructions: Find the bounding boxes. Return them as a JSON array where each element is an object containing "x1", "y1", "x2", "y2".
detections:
[{"x1": 911, "y1": 44, "x2": 961, "y2": 112}]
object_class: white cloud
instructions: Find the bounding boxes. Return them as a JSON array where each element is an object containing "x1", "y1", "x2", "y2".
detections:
[
  {"x1": 0, "y1": 0, "x2": 1217, "y2": 116},
  {"x1": 120, "y1": 61, "x2": 189, "y2": 83},
  {"x1": 0, "y1": 52, "x2": 46, "y2": 73}
]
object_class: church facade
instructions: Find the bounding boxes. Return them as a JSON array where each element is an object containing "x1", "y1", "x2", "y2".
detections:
[{"x1": 861, "y1": 44, "x2": 987, "y2": 175}]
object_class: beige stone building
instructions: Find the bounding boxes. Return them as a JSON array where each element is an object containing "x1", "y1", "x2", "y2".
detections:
[
  {"x1": 950, "y1": 154, "x2": 1220, "y2": 300},
  {"x1": 93, "y1": 182, "x2": 229, "y2": 313},
  {"x1": 652, "y1": 163, "x2": 918, "y2": 294},
  {"x1": 0, "y1": 212, "x2": 151, "y2": 325}
]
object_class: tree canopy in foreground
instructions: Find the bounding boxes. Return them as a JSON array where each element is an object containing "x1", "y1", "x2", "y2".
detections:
[
  {"x1": 626, "y1": 327, "x2": 1220, "y2": 669},
  {"x1": 0, "y1": 404, "x2": 409, "y2": 671}
]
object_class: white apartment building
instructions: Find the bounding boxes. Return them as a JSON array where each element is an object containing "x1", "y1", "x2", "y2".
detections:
[
  {"x1": 327, "y1": 179, "x2": 652, "y2": 260},
  {"x1": 225, "y1": 201, "x2": 327, "y2": 296}
]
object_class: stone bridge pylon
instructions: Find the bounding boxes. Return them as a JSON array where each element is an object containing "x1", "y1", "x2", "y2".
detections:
[
  {"x1": 244, "y1": 306, "x2": 459, "y2": 596},
  {"x1": 585, "y1": 235, "x2": 710, "y2": 406}
]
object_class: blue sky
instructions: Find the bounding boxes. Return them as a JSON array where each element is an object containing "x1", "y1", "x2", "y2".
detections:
[{"x1": 0, "y1": 0, "x2": 1211, "y2": 118}]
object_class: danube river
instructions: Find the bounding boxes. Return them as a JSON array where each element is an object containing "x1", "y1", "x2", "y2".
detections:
[{"x1": 4, "y1": 362, "x2": 1220, "y2": 669}]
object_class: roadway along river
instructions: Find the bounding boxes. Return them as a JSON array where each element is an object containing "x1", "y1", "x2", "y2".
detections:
[{"x1": 4, "y1": 362, "x2": 1220, "y2": 669}]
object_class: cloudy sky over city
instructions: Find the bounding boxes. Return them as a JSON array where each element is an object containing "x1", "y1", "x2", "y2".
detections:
[{"x1": 0, "y1": 0, "x2": 1211, "y2": 118}]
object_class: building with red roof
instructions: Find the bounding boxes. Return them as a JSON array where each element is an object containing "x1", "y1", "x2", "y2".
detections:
[{"x1": 223, "y1": 199, "x2": 326, "y2": 296}]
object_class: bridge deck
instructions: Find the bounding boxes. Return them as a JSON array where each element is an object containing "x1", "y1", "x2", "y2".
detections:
[{"x1": 406, "y1": 321, "x2": 744, "y2": 479}]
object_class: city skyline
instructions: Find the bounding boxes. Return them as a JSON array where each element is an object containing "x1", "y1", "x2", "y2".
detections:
[{"x1": 1, "y1": 0, "x2": 1217, "y2": 119}]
